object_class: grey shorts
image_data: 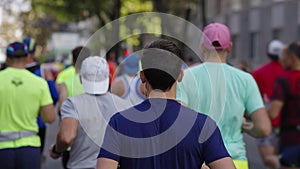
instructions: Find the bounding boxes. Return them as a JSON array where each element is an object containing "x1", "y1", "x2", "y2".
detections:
[{"x1": 256, "y1": 128, "x2": 279, "y2": 146}]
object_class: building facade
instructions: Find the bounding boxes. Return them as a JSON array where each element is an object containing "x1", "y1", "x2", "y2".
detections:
[{"x1": 205, "y1": 0, "x2": 299, "y2": 67}]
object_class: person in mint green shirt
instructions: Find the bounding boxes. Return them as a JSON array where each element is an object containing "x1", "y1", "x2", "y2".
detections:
[
  {"x1": 0, "y1": 42, "x2": 55, "y2": 169},
  {"x1": 176, "y1": 23, "x2": 271, "y2": 169}
]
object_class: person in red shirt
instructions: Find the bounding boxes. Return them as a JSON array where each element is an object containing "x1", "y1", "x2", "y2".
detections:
[
  {"x1": 252, "y1": 40, "x2": 284, "y2": 169},
  {"x1": 269, "y1": 41, "x2": 300, "y2": 169}
]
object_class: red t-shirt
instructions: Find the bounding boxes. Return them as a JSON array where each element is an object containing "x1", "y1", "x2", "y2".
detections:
[
  {"x1": 271, "y1": 70, "x2": 300, "y2": 146},
  {"x1": 252, "y1": 61, "x2": 284, "y2": 126}
]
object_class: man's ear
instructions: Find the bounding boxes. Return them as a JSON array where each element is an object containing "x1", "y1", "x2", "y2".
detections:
[
  {"x1": 226, "y1": 42, "x2": 232, "y2": 53},
  {"x1": 177, "y1": 69, "x2": 184, "y2": 82},
  {"x1": 140, "y1": 71, "x2": 146, "y2": 83}
]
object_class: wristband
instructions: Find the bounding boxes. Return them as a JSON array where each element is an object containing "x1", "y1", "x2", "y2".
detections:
[{"x1": 52, "y1": 144, "x2": 63, "y2": 155}]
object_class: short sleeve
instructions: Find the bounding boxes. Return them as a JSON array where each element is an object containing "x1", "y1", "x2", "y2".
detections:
[
  {"x1": 97, "y1": 115, "x2": 121, "y2": 163},
  {"x1": 40, "y1": 80, "x2": 53, "y2": 106},
  {"x1": 61, "y1": 98, "x2": 78, "y2": 120},
  {"x1": 202, "y1": 117, "x2": 230, "y2": 164},
  {"x1": 55, "y1": 73, "x2": 64, "y2": 84},
  {"x1": 271, "y1": 77, "x2": 287, "y2": 101},
  {"x1": 244, "y1": 75, "x2": 264, "y2": 115}
]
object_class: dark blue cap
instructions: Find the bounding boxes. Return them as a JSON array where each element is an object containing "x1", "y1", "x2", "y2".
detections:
[
  {"x1": 6, "y1": 42, "x2": 29, "y2": 58},
  {"x1": 23, "y1": 37, "x2": 37, "y2": 54}
]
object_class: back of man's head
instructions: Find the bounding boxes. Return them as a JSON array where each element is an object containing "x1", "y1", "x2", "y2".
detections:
[
  {"x1": 142, "y1": 39, "x2": 183, "y2": 91},
  {"x1": 286, "y1": 41, "x2": 300, "y2": 60},
  {"x1": 202, "y1": 23, "x2": 231, "y2": 51},
  {"x1": 266, "y1": 40, "x2": 284, "y2": 61},
  {"x1": 72, "y1": 46, "x2": 91, "y2": 69}
]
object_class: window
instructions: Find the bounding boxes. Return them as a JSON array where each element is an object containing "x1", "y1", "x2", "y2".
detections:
[
  {"x1": 272, "y1": 29, "x2": 281, "y2": 39},
  {"x1": 231, "y1": 0, "x2": 242, "y2": 11},
  {"x1": 231, "y1": 35, "x2": 239, "y2": 59},
  {"x1": 249, "y1": 32, "x2": 260, "y2": 59},
  {"x1": 216, "y1": 0, "x2": 222, "y2": 15},
  {"x1": 298, "y1": 26, "x2": 300, "y2": 40},
  {"x1": 250, "y1": 0, "x2": 261, "y2": 6}
]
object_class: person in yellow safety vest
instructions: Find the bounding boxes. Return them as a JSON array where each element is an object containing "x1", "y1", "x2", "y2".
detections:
[
  {"x1": 57, "y1": 46, "x2": 90, "y2": 112},
  {"x1": 0, "y1": 42, "x2": 55, "y2": 169}
]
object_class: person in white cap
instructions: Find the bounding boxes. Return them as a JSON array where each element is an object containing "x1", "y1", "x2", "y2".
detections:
[
  {"x1": 49, "y1": 56, "x2": 130, "y2": 169},
  {"x1": 252, "y1": 40, "x2": 285, "y2": 169},
  {"x1": 177, "y1": 23, "x2": 271, "y2": 169}
]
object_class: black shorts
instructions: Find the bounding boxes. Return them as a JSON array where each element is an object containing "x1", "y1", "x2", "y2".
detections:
[
  {"x1": 280, "y1": 145, "x2": 300, "y2": 167},
  {"x1": 0, "y1": 146, "x2": 40, "y2": 169}
]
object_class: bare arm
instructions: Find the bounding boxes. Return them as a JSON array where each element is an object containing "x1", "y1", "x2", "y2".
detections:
[
  {"x1": 56, "y1": 117, "x2": 78, "y2": 150},
  {"x1": 268, "y1": 100, "x2": 283, "y2": 120},
  {"x1": 206, "y1": 157, "x2": 236, "y2": 169},
  {"x1": 39, "y1": 104, "x2": 55, "y2": 123},
  {"x1": 49, "y1": 117, "x2": 78, "y2": 159},
  {"x1": 43, "y1": 67, "x2": 54, "y2": 81},
  {"x1": 110, "y1": 80, "x2": 125, "y2": 97},
  {"x1": 243, "y1": 108, "x2": 271, "y2": 138},
  {"x1": 96, "y1": 158, "x2": 118, "y2": 169},
  {"x1": 57, "y1": 83, "x2": 68, "y2": 112}
]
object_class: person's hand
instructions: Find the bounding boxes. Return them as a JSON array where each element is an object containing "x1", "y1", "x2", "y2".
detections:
[
  {"x1": 49, "y1": 144, "x2": 62, "y2": 159},
  {"x1": 242, "y1": 117, "x2": 254, "y2": 131},
  {"x1": 263, "y1": 94, "x2": 270, "y2": 105},
  {"x1": 201, "y1": 163, "x2": 210, "y2": 169}
]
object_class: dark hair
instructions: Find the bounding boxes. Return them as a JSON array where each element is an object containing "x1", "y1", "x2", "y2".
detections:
[
  {"x1": 142, "y1": 39, "x2": 183, "y2": 91},
  {"x1": 286, "y1": 41, "x2": 300, "y2": 60},
  {"x1": 72, "y1": 46, "x2": 91, "y2": 69}
]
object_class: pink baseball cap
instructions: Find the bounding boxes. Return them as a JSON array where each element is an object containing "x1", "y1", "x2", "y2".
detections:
[{"x1": 202, "y1": 23, "x2": 231, "y2": 50}]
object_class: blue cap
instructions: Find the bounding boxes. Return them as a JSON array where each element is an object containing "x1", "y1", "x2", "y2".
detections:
[
  {"x1": 124, "y1": 53, "x2": 139, "y2": 75},
  {"x1": 23, "y1": 37, "x2": 37, "y2": 54},
  {"x1": 6, "y1": 42, "x2": 28, "y2": 58}
]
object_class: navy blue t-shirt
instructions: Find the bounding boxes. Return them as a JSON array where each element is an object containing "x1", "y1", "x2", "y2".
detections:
[{"x1": 98, "y1": 98, "x2": 230, "y2": 169}]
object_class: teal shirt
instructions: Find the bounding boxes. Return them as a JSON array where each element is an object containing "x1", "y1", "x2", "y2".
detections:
[{"x1": 176, "y1": 62, "x2": 264, "y2": 160}]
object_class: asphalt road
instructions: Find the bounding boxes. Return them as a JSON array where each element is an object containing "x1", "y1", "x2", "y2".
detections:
[{"x1": 42, "y1": 117, "x2": 267, "y2": 169}]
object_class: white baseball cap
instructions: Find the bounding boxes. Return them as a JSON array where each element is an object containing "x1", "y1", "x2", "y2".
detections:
[
  {"x1": 268, "y1": 40, "x2": 284, "y2": 56},
  {"x1": 81, "y1": 56, "x2": 109, "y2": 95}
]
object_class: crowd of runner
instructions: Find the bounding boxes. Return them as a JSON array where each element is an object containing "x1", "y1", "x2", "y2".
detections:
[{"x1": 0, "y1": 22, "x2": 299, "y2": 169}]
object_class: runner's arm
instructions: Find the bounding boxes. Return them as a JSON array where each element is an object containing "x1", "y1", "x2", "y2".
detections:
[
  {"x1": 40, "y1": 104, "x2": 55, "y2": 123},
  {"x1": 96, "y1": 158, "x2": 118, "y2": 169},
  {"x1": 57, "y1": 83, "x2": 68, "y2": 112},
  {"x1": 244, "y1": 76, "x2": 271, "y2": 138},
  {"x1": 56, "y1": 117, "x2": 78, "y2": 151},
  {"x1": 243, "y1": 108, "x2": 271, "y2": 138},
  {"x1": 268, "y1": 100, "x2": 283, "y2": 120},
  {"x1": 207, "y1": 157, "x2": 236, "y2": 169}
]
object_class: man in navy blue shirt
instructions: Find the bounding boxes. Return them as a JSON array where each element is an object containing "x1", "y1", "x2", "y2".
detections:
[{"x1": 97, "y1": 39, "x2": 235, "y2": 169}]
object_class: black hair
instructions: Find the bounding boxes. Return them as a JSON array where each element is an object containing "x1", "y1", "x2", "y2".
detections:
[
  {"x1": 72, "y1": 46, "x2": 91, "y2": 69},
  {"x1": 286, "y1": 41, "x2": 300, "y2": 60},
  {"x1": 142, "y1": 39, "x2": 183, "y2": 91}
]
